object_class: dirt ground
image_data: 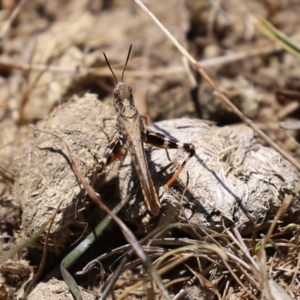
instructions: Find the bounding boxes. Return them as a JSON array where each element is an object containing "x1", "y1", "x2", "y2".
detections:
[{"x1": 1, "y1": 0, "x2": 300, "y2": 299}]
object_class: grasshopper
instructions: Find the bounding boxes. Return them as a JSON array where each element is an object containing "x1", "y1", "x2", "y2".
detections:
[{"x1": 98, "y1": 45, "x2": 195, "y2": 215}]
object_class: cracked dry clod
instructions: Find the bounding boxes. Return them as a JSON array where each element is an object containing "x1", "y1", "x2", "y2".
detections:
[
  {"x1": 13, "y1": 93, "x2": 115, "y2": 253},
  {"x1": 120, "y1": 119, "x2": 300, "y2": 233}
]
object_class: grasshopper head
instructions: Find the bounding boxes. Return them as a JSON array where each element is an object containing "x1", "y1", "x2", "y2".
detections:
[
  {"x1": 113, "y1": 82, "x2": 137, "y2": 118},
  {"x1": 114, "y1": 82, "x2": 133, "y2": 102}
]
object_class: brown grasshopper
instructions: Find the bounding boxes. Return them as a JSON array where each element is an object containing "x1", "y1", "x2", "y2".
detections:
[{"x1": 98, "y1": 45, "x2": 195, "y2": 215}]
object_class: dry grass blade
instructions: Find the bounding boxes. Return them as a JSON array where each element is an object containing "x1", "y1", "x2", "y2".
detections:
[
  {"x1": 31, "y1": 126, "x2": 171, "y2": 300},
  {"x1": 22, "y1": 200, "x2": 63, "y2": 300},
  {"x1": 0, "y1": 165, "x2": 14, "y2": 183},
  {"x1": 116, "y1": 243, "x2": 223, "y2": 300},
  {"x1": 0, "y1": 0, "x2": 29, "y2": 40},
  {"x1": 0, "y1": 207, "x2": 58, "y2": 265},
  {"x1": 184, "y1": 264, "x2": 222, "y2": 300},
  {"x1": 133, "y1": 0, "x2": 300, "y2": 172},
  {"x1": 99, "y1": 217, "x2": 177, "y2": 299},
  {"x1": 264, "y1": 194, "x2": 294, "y2": 243},
  {"x1": 228, "y1": 227, "x2": 293, "y2": 300},
  {"x1": 251, "y1": 14, "x2": 300, "y2": 58},
  {"x1": 117, "y1": 254, "x2": 191, "y2": 300}
]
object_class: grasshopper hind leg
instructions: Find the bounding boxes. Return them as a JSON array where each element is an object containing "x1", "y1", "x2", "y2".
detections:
[{"x1": 143, "y1": 127, "x2": 195, "y2": 186}]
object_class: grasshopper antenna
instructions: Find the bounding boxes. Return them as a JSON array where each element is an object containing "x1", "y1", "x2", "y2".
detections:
[
  {"x1": 121, "y1": 44, "x2": 132, "y2": 82},
  {"x1": 103, "y1": 52, "x2": 118, "y2": 85}
]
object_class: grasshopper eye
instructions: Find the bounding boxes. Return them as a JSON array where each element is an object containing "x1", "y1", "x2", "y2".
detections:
[{"x1": 113, "y1": 91, "x2": 119, "y2": 99}]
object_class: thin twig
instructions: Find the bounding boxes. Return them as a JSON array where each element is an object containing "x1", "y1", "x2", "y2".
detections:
[{"x1": 0, "y1": 0, "x2": 30, "y2": 40}]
